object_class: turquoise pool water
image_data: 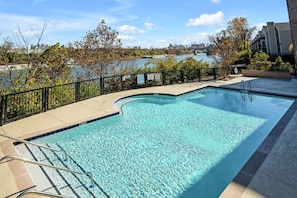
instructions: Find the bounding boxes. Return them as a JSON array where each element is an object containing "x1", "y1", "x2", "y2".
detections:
[{"x1": 33, "y1": 87, "x2": 294, "y2": 197}]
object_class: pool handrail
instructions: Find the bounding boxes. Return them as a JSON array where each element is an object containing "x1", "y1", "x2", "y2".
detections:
[
  {"x1": 0, "y1": 133, "x2": 68, "y2": 161},
  {"x1": 17, "y1": 189, "x2": 72, "y2": 198},
  {"x1": 240, "y1": 80, "x2": 252, "y2": 92},
  {"x1": 0, "y1": 155, "x2": 94, "y2": 188},
  {"x1": 240, "y1": 80, "x2": 253, "y2": 102}
]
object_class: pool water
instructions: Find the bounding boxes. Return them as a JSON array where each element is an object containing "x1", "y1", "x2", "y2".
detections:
[{"x1": 33, "y1": 87, "x2": 294, "y2": 197}]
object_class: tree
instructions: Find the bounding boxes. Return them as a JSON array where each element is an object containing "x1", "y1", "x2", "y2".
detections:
[
  {"x1": 273, "y1": 56, "x2": 294, "y2": 73},
  {"x1": 1, "y1": 21, "x2": 49, "y2": 92},
  {"x1": 0, "y1": 36, "x2": 14, "y2": 63},
  {"x1": 209, "y1": 17, "x2": 255, "y2": 77},
  {"x1": 73, "y1": 20, "x2": 122, "y2": 79},
  {"x1": 248, "y1": 51, "x2": 272, "y2": 71},
  {"x1": 209, "y1": 30, "x2": 236, "y2": 77},
  {"x1": 30, "y1": 43, "x2": 72, "y2": 86},
  {"x1": 1, "y1": 21, "x2": 74, "y2": 92},
  {"x1": 227, "y1": 17, "x2": 255, "y2": 51},
  {"x1": 0, "y1": 36, "x2": 14, "y2": 94}
]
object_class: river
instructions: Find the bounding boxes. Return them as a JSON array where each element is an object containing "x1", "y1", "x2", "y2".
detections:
[
  {"x1": 72, "y1": 53, "x2": 214, "y2": 74},
  {"x1": 130, "y1": 53, "x2": 214, "y2": 68},
  {"x1": 1, "y1": 53, "x2": 215, "y2": 87}
]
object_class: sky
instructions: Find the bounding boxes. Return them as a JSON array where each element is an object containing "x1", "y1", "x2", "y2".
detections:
[{"x1": 0, "y1": 0, "x2": 290, "y2": 48}]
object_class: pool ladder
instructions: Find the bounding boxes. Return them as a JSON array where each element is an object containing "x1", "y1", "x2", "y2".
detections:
[{"x1": 240, "y1": 80, "x2": 253, "y2": 102}]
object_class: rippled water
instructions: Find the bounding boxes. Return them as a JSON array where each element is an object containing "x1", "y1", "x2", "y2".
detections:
[{"x1": 34, "y1": 88, "x2": 294, "y2": 197}]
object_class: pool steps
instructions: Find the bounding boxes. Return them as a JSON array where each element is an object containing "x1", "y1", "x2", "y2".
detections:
[
  {"x1": 0, "y1": 132, "x2": 109, "y2": 197},
  {"x1": 54, "y1": 143, "x2": 109, "y2": 197},
  {"x1": 15, "y1": 143, "x2": 107, "y2": 197},
  {"x1": 16, "y1": 143, "x2": 80, "y2": 197}
]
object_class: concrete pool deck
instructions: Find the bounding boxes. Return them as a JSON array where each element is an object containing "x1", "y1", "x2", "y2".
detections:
[{"x1": 1, "y1": 76, "x2": 297, "y2": 197}]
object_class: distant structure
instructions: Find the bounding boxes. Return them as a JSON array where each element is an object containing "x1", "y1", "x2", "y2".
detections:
[
  {"x1": 191, "y1": 43, "x2": 206, "y2": 54},
  {"x1": 168, "y1": 44, "x2": 187, "y2": 50},
  {"x1": 287, "y1": 0, "x2": 297, "y2": 63},
  {"x1": 251, "y1": 22, "x2": 292, "y2": 56}
]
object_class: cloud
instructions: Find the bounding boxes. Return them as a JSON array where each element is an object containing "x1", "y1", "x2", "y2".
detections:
[
  {"x1": 33, "y1": 0, "x2": 45, "y2": 3},
  {"x1": 118, "y1": 34, "x2": 134, "y2": 40},
  {"x1": 186, "y1": 11, "x2": 225, "y2": 27},
  {"x1": 169, "y1": 32, "x2": 211, "y2": 46},
  {"x1": 109, "y1": 0, "x2": 134, "y2": 12},
  {"x1": 256, "y1": 22, "x2": 266, "y2": 31},
  {"x1": 0, "y1": 12, "x2": 92, "y2": 31},
  {"x1": 251, "y1": 22, "x2": 266, "y2": 38},
  {"x1": 0, "y1": 12, "x2": 42, "y2": 29},
  {"x1": 211, "y1": 0, "x2": 221, "y2": 3},
  {"x1": 145, "y1": 22, "x2": 155, "y2": 29},
  {"x1": 118, "y1": 25, "x2": 145, "y2": 34}
]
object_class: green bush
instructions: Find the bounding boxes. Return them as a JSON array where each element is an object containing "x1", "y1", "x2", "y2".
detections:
[{"x1": 80, "y1": 81, "x2": 101, "y2": 100}]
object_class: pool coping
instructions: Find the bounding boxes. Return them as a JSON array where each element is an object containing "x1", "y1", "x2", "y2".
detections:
[
  {"x1": 1, "y1": 77, "x2": 297, "y2": 197},
  {"x1": 220, "y1": 96, "x2": 297, "y2": 197}
]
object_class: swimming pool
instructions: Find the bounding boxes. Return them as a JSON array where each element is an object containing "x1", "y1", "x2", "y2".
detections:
[{"x1": 29, "y1": 87, "x2": 294, "y2": 197}]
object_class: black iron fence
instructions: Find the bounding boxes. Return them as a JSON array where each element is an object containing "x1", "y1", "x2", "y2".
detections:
[{"x1": 0, "y1": 67, "x2": 222, "y2": 125}]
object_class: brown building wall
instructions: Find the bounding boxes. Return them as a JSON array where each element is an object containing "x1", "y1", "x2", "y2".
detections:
[{"x1": 287, "y1": 0, "x2": 297, "y2": 64}]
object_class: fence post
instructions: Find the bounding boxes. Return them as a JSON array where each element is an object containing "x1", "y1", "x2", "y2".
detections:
[
  {"x1": 1, "y1": 95, "x2": 8, "y2": 125},
  {"x1": 100, "y1": 77, "x2": 104, "y2": 95},
  {"x1": 144, "y1": 73, "x2": 148, "y2": 87},
  {"x1": 161, "y1": 71, "x2": 165, "y2": 85},
  {"x1": 197, "y1": 69, "x2": 201, "y2": 82},
  {"x1": 75, "y1": 81, "x2": 81, "y2": 102},
  {"x1": 0, "y1": 95, "x2": 5, "y2": 126},
  {"x1": 42, "y1": 87, "x2": 48, "y2": 112},
  {"x1": 180, "y1": 70, "x2": 184, "y2": 83},
  {"x1": 213, "y1": 68, "x2": 217, "y2": 79},
  {"x1": 121, "y1": 75, "x2": 124, "y2": 90}
]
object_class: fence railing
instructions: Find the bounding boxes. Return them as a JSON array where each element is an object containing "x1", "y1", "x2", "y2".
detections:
[{"x1": 0, "y1": 67, "x2": 222, "y2": 125}]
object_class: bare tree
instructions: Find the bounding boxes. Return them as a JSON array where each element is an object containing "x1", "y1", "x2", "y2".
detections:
[
  {"x1": 1, "y1": 20, "x2": 72, "y2": 92},
  {"x1": 2, "y1": 21, "x2": 49, "y2": 91}
]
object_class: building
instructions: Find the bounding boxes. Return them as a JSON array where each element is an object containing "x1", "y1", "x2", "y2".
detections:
[
  {"x1": 287, "y1": 0, "x2": 297, "y2": 63},
  {"x1": 251, "y1": 22, "x2": 293, "y2": 56}
]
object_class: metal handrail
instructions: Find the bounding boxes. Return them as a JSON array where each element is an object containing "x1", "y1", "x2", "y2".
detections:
[
  {"x1": 240, "y1": 80, "x2": 253, "y2": 102},
  {"x1": 248, "y1": 80, "x2": 252, "y2": 91},
  {"x1": 17, "y1": 189, "x2": 72, "y2": 198},
  {"x1": 0, "y1": 155, "x2": 94, "y2": 188},
  {"x1": 0, "y1": 133, "x2": 67, "y2": 161},
  {"x1": 240, "y1": 80, "x2": 245, "y2": 91},
  {"x1": 240, "y1": 80, "x2": 252, "y2": 92}
]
